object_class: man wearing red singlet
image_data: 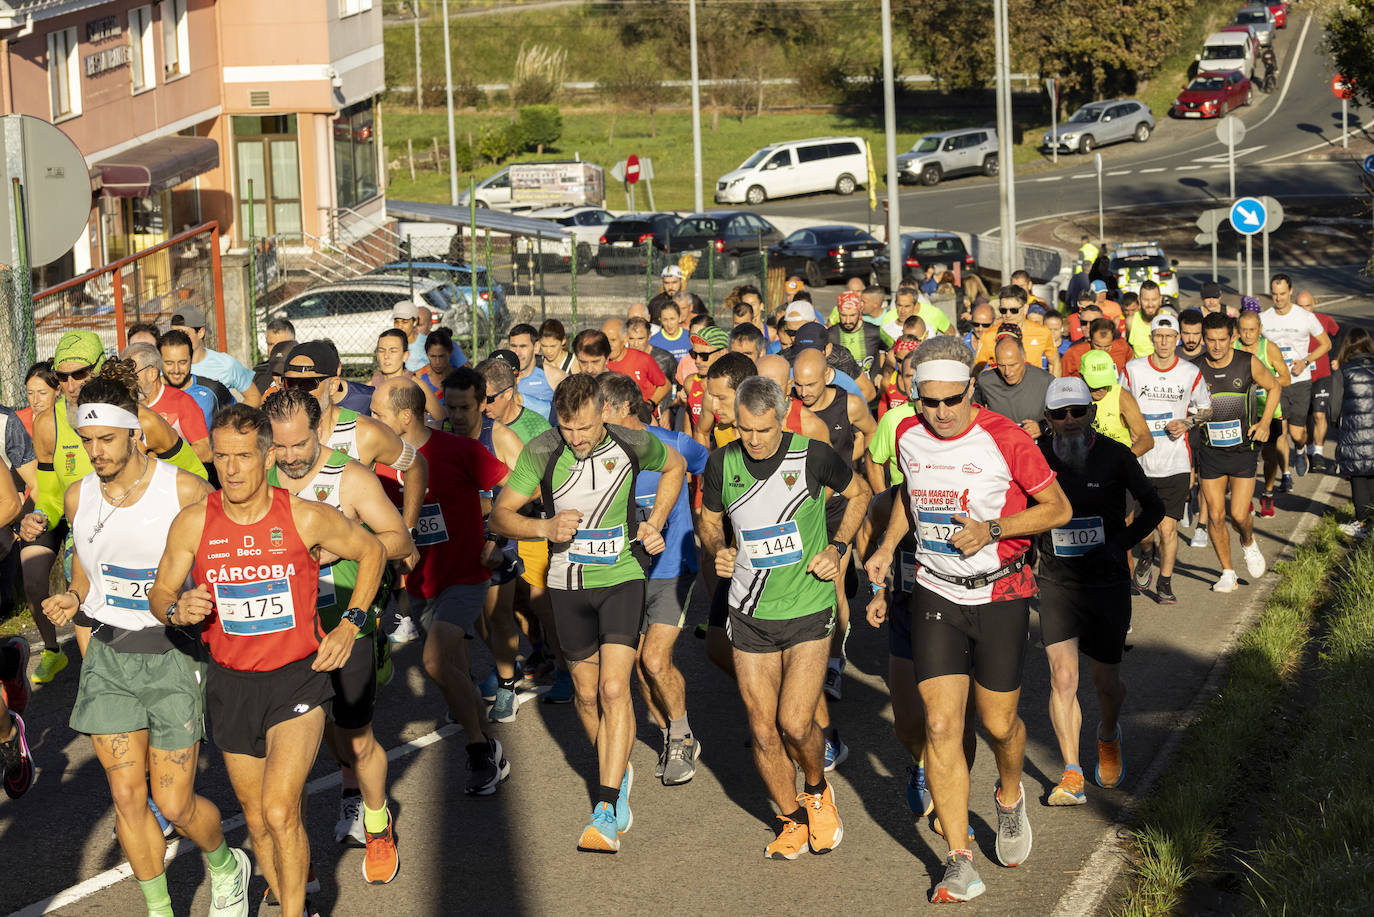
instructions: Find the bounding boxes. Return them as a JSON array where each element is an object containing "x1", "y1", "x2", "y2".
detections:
[{"x1": 150, "y1": 405, "x2": 385, "y2": 917}]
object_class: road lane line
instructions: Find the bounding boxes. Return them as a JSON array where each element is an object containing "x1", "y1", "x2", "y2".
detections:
[
  {"x1": 1106, "y1": 170, "x2": 1131, "y2": 176},
  {"x1": 1176, "y1": 165, "x2": 1203, "y2": 171},
  {"x1": 1034, "y1": 176, "x2": 1064, "y2": 182},
  {"x1": 1252, "y1": 13, "x2": 1312, "y2": 133},
  {"x1": 1071, "y1": 174, "x2": 1094, "y2": 180},
  {"x1": 9, "y1": 691, "x2": 545, "y2": 916},
  {"x1": 1139, "y1": 168, "x2": 1165, "y2": 173}
]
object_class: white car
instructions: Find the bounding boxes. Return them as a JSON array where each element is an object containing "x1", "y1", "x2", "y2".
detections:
[
  {"x1": 1197, "y1": 31, "x2": 1256, "y2": 79},
  {"x1": 715, "y1": 136, "x2": 867, "y2": 205},
  {"x1": 521, "y1": 205, "x2": 615, "y2": 271},
  {"x1": 1108, "y1": 241, "x2": 1181, "y2": 301}
]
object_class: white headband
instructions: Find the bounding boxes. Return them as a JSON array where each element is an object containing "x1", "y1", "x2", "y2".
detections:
[
  {"x1": 75, "y1": 403, "x2": 140, "y2": 431},
  {"x1": 914, "y1": 359, "x2": 972, "y2": 386}
]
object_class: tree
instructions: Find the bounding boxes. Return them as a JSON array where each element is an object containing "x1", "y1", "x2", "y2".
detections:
[
  {"x1": 1324, "y1": 0, "x2": 1374, "y2": 112},
  {"x1": 596, "y1": 49, "x2": 679, "y2": 142},
  {"x1": 893, "y1": 0, "x2": 994, "y2": 91}
]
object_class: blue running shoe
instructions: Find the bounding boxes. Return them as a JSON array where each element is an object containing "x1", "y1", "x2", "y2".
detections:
[
  {"x1": 616, "y1": 763, "x2": 634, "y2": 834},
  {"x1": 576, "y1": 803, "x2": 620, "y2": 853},
  {"x1": 906, "y1": 764, "x2": 934, "y2": 817},
  {"x1": 542, "y1": 669, "x2": 573, "y2": 704},
  {"x1": 476, "y1": 669, "x2": 499, "y2": 703},
  {"x1": 488, "y1": 685, "x2": 518, "y2": 723},
  {"x1": 824, "y1": 733, "x2": 849, "y2": 772}
]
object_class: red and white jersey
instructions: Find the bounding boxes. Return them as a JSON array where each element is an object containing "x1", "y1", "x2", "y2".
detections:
[
  {"x1": 1124, "y1": 355, "x2": 1210, "y2": 478},
  {"x1": 894, "y1": 409, "x2": 1055, "y2": 605}
]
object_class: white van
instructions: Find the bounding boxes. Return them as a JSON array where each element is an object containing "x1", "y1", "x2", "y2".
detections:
[
  {"x1": 715, "y1": 136, "x2": 868, "y2": 206},
  {"x1": 1197, "y1": 31, "x2": 1255, "y2": 79}
]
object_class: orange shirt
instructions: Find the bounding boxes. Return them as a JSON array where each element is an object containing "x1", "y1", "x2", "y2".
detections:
[{"x1": 975, "y1": 323, "x2": 1056, "y2": 370}]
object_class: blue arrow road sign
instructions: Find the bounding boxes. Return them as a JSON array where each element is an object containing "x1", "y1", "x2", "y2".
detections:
[
  {"x1": 1364, "y1": 153, "x2": 1374, "y2": 175},
  {"x1": 1230, "y1": 197, "x2": 1266, "y2": 236}
]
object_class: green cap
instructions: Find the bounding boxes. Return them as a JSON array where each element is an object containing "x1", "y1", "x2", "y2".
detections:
[
  {"x1": 1079, "y1": 349, "x2": 1117, "y2": 389},
  {"x1": 692, "y1": 325, "x2": 730, "y2": 351},
  {"x1": 52, "y1": 331, "x2": 105, "y2": 371}
]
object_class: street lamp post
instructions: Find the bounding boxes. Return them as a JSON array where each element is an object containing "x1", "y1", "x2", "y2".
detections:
[
  {"x1": 993, "y1": 0, "x2": 1016, "y2": 277},
  {"x1": 688, "y1": 0, "x2": 703, "y2": 213},
  {"x1": 880, "y1": 0, "x2": 901, "y2": 294},
  {"x1": 441, "y1": 0, "x2": 458, "y2": 206}
]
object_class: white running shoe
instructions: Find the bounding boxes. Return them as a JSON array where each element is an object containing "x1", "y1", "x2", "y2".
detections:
[
  {"x1": 1190, "y1": 526, "x2": 1209, "y2": 548},
  {"x1": 1241, "y1": 540, "x2": 1266, "y2": 580},
  {"x1": 1213, "y1": 569, "x2": 1239, "y2": 593},
  {"x1": 1339, "y1": 521, "x2": 1369, "y2": 541},
  {"x1": 335, "y1": 791, "x2": 366, "y2": 846},
  {"x1": 389, "y1": 616, "x2": 420, "y2": 645}
]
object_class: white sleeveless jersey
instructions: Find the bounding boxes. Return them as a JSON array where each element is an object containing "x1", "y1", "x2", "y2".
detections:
[
  {"x1": 324, "y1": 408, "x2": 360, "y2": 460},
  {"x1": 1124, "y1": 355, "x2": 1211, "y2": 477},
  {"x1": 73, "y1": 459, "x2": 184, "y2": 631}
]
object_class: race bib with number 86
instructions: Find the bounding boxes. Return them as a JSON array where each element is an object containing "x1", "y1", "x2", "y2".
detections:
[{"x1": 415, "y1": 503, "x2": 449, "y2": 546}]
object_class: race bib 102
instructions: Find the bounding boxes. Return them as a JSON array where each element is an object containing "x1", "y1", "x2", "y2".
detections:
[{"x1": 1051, "y1": 516, "x2": 1105, "y2": 557}]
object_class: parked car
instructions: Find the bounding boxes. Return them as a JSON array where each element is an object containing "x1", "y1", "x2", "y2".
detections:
[
  {"x1": 666, "y1": 211, "x2": 783, "y2": 279},
  {"x1": 767, "y1": 225, "x2": 884, "y2": 287},
  {"x1": 595, "y1": 212, "x2": 682, "y2": 276},
  {"x1": 369, "y1": 261, "x2": 510, "y2": 333},
  {"x1": 1233, "y1": 5, "x2": 1276, "y2": 45},
  {"x1": 262, "y1": 276, "x2": 485, "y2": 370},
  {"x1": 520, "y1": 205, "x2": 615, "y2": 271},
  {"x1": 456, "y1": 161, "x2": 605, "y2": 211},
  {"x1": 1171, "y1": 70, "x2": 1253, "y2": 118},
  {"x1": 714, "y1": 136, "x2": 867, "y2": 205},
  {"x1": 892, "y1": 127, "x2": 998, "y2": 186},
  {"x1": 871, "y1": 231, "x2": 977, "y2": 288},
  {"x1": 1218, "y1": 23, "x2": 1263, "y2": 58},
  {"x1": 1262, "y1": 0, "x2": 1287, "y2": 27},
  {"x1": 1108, "y1": 241, "x2": 1180, "y2": 301},
  {"x1": 1197, "y1": 30, "x2": 1256, "y2": 79},
  {"x1": 1042, "y1": 99, "x2": 1154, "y2": 154}
]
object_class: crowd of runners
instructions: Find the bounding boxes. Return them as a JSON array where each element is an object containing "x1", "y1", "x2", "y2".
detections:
[{"x1": 0, "y1": 263, "x2": 1351, "y2": 910}]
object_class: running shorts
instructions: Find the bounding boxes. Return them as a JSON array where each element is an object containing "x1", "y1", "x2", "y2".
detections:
[
  {"x1": 414, "y1": 582, "x2": 488, "y2": 633},
  {"x1": 726, "y1": 606, "x2": 836, "y2": 654},
  {"x1": 70, "y1": 637, "x2": 206, "y2": 750},
  {"x1": 329, "y1": 633, "x2": 378, "y2": 730},
  {"x1": 517, "y1": 539, "x2": 549, "y2": 590},
  {"x1": 206, "y1": 654, "x2": 333, "y2": 758},
  {"x1": 1311, "y1": 377, "x2": 1332, "y2": 416},
  {"x1": 1280, "y1": 380, "x2": 1311, "y2": 427},
  {"x1": 643, "y1": 576, "x2": 692, "y2": 632},
  {"x1": 549, "y1": 581, "x2": 645, "y2": 661},
  {"x1": 1199, "y1": 446, "x2": 1258, "y2": 481},
  {"x1": 1037, "y1": 579, "x2": 1131, "y2": 665},
  {"x1": 1149, "y1": 472, "x2": 1191, "y2": 521},
  {"x1": 910, "y1": 583, "x2": 1029, "y2": 693}
]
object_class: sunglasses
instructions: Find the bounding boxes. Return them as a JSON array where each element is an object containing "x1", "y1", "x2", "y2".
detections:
[
  {"x1": 918, "y1": 384, "x2": 970, "y2": 410},
  {"x1": 999, "y1": 307, "x2": 1022, "y2": 315},
  {"x1": 282, "y1": 375, "x2": 323, "y2": 391},
  {"x1": 483, "y1": 386, "x2": 513, "y2": 405},
  {"x1": 691, "y1": 350, "x2": 719, "y2": 361},
  {"x1": 54, "y1": 366, "x2": 92, "y2": 383},
  {"x1": 1046, "y1": 405, "x2": 1091, "y2": 420},
  {"x1": 971, "y1": 321, "x2": 992, "y2": 329}
]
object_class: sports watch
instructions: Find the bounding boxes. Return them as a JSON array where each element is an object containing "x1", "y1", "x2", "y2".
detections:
[
  {"x1": 829, "y1": 540, "x2": 849, "y2": 557},
  {"x1": 988, "y1": 520, "x2": 1003, "y2": 541},
  {"x1": 342, "y1": 607, "x2": 369, "y2": 628}
]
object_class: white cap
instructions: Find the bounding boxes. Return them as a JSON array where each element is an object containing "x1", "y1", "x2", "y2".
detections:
[
  {"x1": 661, "y1": 265, "x2": 684, "y2": 280},
  {"x1": 1150, "y1": 312, "x2": 1178, "y2": 333},
  {"x1": 783, "y1": 302, "x2": 817, "y2": 324},
  {"x1": 1044, "y1": 376, "x2": 1092, "y2": 410}
]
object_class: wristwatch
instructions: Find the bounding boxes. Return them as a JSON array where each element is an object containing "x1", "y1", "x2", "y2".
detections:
[
  {"x1": 829, "y1": 539, "x2": 849, "y2": 557},
  {"x1": 988, "y1": 520, "x2": 1003, "y2": 541},
  {"x1": 341, "y1": 607, "x2": 369, "y2": 628},
  {"x1": 165, "y1": 601, "x2": 179, "y2": 626},
  {"x1": 409, "y1": 526, "x2": 420, "y2": 542}
]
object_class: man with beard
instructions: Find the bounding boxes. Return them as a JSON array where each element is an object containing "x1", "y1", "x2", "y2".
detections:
[
  {"x1": 159, "y1": 329, "x2": 233, "y2": 429},
  {"x1": 1035, "y1": 377, "x2": 1163, "y2": 808},
  {"x1": 262, "y1": 389, "x2": 415, "y2": 881},
  {"x1": 827, "y1": 291, "x2": 884, "y2": 375},
  {"x1": 1178, "y1": 309, "x2": 1206, "y2": 362},
  {"x1": 1126, "y1": 281, "x2": 1168, "y2": 358},
  {"x1": 507, "y1": 323, "x2": 564, "y2": 422}
]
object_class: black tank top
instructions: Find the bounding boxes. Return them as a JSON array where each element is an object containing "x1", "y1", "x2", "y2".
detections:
[
  {"x1": 812, "y1": 385, "x2": 855, "y2": 467},
  {"x1": 1198, "y1": 353, "x2": 1257, "y2": 452}
]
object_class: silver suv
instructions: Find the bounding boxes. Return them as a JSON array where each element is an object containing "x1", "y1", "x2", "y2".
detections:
[
  {"x1": 893, "y1": 128, "x2": 998, "y2": 186},
  {"x1": 1041, "y1": 99, "x2": 1155, "y2": 154}
]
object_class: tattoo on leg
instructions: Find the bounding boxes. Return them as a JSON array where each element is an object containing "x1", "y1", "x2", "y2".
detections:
[
  {"x1": 108, "y1": 733, "x2": 131, "y2": 760},
  {"x1": 159, "y1": 773, "x2": 174, "y2": 790},
  {"x1": 162, "y1": 748, "x2": 193, "y2": 770},
  {"x1": 106, "y1": 761, "x2": 137, "y2": 773}
]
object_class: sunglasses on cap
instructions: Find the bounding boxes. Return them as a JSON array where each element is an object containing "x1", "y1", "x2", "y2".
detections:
[
  {"x1": 483, "y1": 386, "x2": 513, "y2": 405},
  {"x1": 54, "y1": 365, "x2": 93, "y2": 383},
  {"x1": 282, "y1": 375, "x2": 324, "y2": 391},
  {"x1": 918, "y1": 383, "x2": 970, "y2": 410},
  {"x1": 1046, "y1": 405, "x2": 1091, "y2": 420}
]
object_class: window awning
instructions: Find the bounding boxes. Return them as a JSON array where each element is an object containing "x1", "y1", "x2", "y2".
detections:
[{"x1": 95, "y1": 136, "x2": 219, "y2": 198}]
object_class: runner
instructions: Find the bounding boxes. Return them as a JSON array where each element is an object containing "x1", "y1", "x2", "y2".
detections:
[
  {"x1": 603, "y1": 319, "x2": 670, "y2": 404},
  {"x1": 1123, "y1": 313, "x2": 1212, "y2": 604},
  {"x1": 0, "y1": 471, "x2": 31, "y2": 799},
  {"x1": 877, "y1": 337, "x2": 920, "y2": 419},
  {"x1": 1260, "y1": 273, "x2": 1331, "y2": 487},
  {"x1": 124, "y1": 342, "x2": 212, "y2": 464},
  {"x1": 262, "y1": 388, "x2": 415, "y2": 880},
  {"x1": 538, "y1": 319, "x2": 576, "y2": 375},
  {"x1": 683, "y1": 325, "x2": 731, "y2": 431},
  {"x1": 369, "y1": 329, "x2": 443, "y2": 422},
  {"x1": 649, "y1": 299, "x2": 693, "y2": 362},
  {"x1": 864, "y1": 335, "x2": 1072, "y2": 902},
  {"x1": 1196, "y1": 312, "x2": 1278, "y2": 592},
  {"x1": 490, "y1": 374, "x2": 686, "y2": 853},
  {"x1": 973, "y1": 287, "x2": 1061, "y2": 376},
  {"x1": 698, "y1": 375, "x2": 871, "y2": 859},
  {"x1": 1079, "y1": 350, "x2": 1152, "y2": 456},
  {"x1": 1178, "y1": 308, "x2": 1206, "y2": 362},
  {"x1": 1235, "y1": 311, "x2": 1290, "y2": 517},
  {"x1": 159, "y1": 329, "x2": 234, "y2": 429},
  {"x1": 148, "y1": 404, "x2": 386, "y2": 916},
  {"x1": 973, "y1": 334, "x2": 1052, "y2": 440},
  {"x1": 1035, "y1": 377, "x2": 1164, "y2": 806},
  {"x1": 40, "y1": 375, "x2": 252, "y2": 914},
  {"x1": 866, "y1": 349, "x2": 919, "y2": 493},
  {"x1": 828, "y1": 291, "x2": 885, "y2": 375},
  {"x1": 1125, "y1": 281, "x2": 1168, "y2": 358},
  {"x1": 508, "y1": 322, "x2": 564, "y2": 421},
  {"x1": 368, "y1": 378, "x2": 515, "y2": 794},
  {"x1": 169, "y1": 306, "x2": 261, "y2": 405},
  {"x1": 1296, "y1": 290, "x2": 1339, "y2": 474},
  {"x1": 598, "y1": 372, "x2": 705, "y2": 786}
]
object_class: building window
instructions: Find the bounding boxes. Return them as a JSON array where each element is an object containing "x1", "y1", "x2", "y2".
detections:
[
  {"x1": 47, "y1": 27, "x2": 81, "y2": 118},
  {"x1": 339, "y1": 0, "x2": 373, "y2": 18},
  {"x1": 129, "y1": 6, "x2": 155, "y2": 91},
  {"x1": 161, "y1": 0, "x2": 189, "y2": 80},
  {"x1": 333, "y1": 98, "x2": 378, "y2": 210}
]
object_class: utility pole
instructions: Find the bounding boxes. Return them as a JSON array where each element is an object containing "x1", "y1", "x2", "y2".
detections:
[
  {"x1": 414, "y1": 1, "x2": 423, "y2": 112},
  {"x1": 880, "y1": 0, "x2": 901, "y2": 293},
  {"x1": 688, "y1": 0, "x2": 703, "y2": 213},
  {"x1": 441, "y1": 0, "x2": 458, "y2": 206},
  {"x1": 993, "y1": 0, "x2": 1016, "y2": 277}
]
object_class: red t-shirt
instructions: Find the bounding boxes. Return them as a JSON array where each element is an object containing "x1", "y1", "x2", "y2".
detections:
[
  {"x1": 687, "y1": 376, "x2": 706, "y2": 429},
  {"x1": 402, "y1": 430, "x2": 508, "y2": 596},
  {"x1": 148, "y1": 383, "x2": 209, "y2": 442},
  {"x1": 194, "y1": 488, "x2": 322, "y2": 672},
  {"x1": 879, "y1": 372, "x2": 909, "y2": 418},
  {"x1": 608, "y1": 348, "x2": 667, "y2": 403},
  {"x1": 1311, "y1": 312, "x2": 1339, "y2": 380}
]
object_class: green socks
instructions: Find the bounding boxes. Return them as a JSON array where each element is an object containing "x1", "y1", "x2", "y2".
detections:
[
  {"x1": 363, "y1": 801, "x2": 390, "y2": 834},
  {"x1": 138, "y1": 873, "x2": 172, "y2": 917},
  {"x1": 205, "y1": 840, "x2": 234, "y2": 874}
]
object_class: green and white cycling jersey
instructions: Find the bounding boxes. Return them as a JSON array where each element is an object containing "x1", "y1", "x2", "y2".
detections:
[
  {"x1": 505, "y1": 424, "x2": 669, "y2": 590},
  {"x1": 702, "y1": 434, "x2": 852, "y2": 620},
  {"x1": 266, "y1": 448, "x2": 376, "y2": 635}
]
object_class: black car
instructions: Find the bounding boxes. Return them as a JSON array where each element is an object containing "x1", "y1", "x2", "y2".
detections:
[
  {"x1": 767, "y1": 225, "x2": 884, "y2": 286},
  {"x1": 595, "y1": 212, "x2": 682, "y2": 275},
  {"x1": 666, "y1": 211, "x2": 783, "y2": 279},
  {"x1": 871, "y1": 231, "x2": 978, "y2": 286}
]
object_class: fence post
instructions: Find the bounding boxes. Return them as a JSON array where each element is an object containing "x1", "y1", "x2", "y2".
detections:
[
  {"x1": 210, "y1": 222, "x2": 227, "y2": 360},
  {"x1": 537, "y1": 233, "x2": 546, "y2": 324},
  {"x1": 569, "y1": 233, "x2": 578, "y2": 331},
  {"x1": 247, "y1": 179, "x2": 257, "y2": 362},
  {"x1": 760, "y1": 244, "x2": 768, "y2": 316},
  {"x1": 468, "y1": 176, "x2": 478, "y2": 360},
  {"x1": 707, "y1": 246, "x2": 714, "y2": 310},
  {"x1": 644, "y1": 239, "x2": 652, "y2": 303},
  {"x1": 483, "y1": 227, "x2": 494, "y2": 348}
]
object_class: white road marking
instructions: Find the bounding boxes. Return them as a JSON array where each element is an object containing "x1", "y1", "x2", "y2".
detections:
[
  {"x1": 10, "y1": 689, "x2": 546, "y2": 916},
  {"x1": 1106, "y1": 170, "x2": 1131, "y2": 176},
  {"x1": 1071, "y1": 174, "x2": 1094, "y2": 180},
  {"x1": 1139, "y1": 168, "x2": 1165, "y2": 173},
  {"x1": 1251, "y1": 13, "x2": 1312, "y2": 134},
  {"x1": 1176, "y1": 165, "x2": 1203, "y2": 171},
  {"x1": 1034, "y1": 176, "x2": 1064, "y2": 182},
  {"x1": 1193, "y1": 145, "x2": 1267, "y2": 164}
]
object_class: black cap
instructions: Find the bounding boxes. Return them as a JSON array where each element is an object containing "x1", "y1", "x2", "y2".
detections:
[
  {"x1": 1200, "y1": 281, "x2": 1222, "y2": 299},
  {"x1": 170, "y1": 305, "x2": 206, "y2": 329},
  {"x1": 792, "y1": 321, "x2": 828, "y2": 352},
  {"x1": 490, "y1": 349, "x2": 520, "y2": 372},
  {"x1": 268, "y1": 340, "x2": 295, "y2": 375},
  {"x1": 285, "y1": 341, "x2": 341, "y2": 377}
]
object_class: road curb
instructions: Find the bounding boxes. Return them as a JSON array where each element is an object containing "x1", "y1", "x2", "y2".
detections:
[{"x1": 1049, "y1": 469, "x2": 1342, "y2": 917}]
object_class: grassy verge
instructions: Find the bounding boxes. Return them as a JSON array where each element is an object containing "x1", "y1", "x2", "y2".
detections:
[
  {"x1": 1114, "y1": 513, "x2": 1346, "y2": 916},
  {"x1": 1240, "y1": 534, "x2": 1374, "y2": 913},
  {"x1": 1131, "y1": 0, "x2": 1246, "y2": 120}
]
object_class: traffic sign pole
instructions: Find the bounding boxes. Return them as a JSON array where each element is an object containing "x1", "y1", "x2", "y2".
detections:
[
  {"x1": 1343, "y1": 96, "x2": 1348, "y2": 149},
  {"x1": 1245, "y1": 234, "x2": 1253, "y2": 297}
]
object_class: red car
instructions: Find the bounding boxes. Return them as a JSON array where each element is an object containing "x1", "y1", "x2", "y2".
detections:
[
  {"x1": 1265, "y1": 1, "x2": 1287, "y2": 28},
  {"x1": 1172, "y1": 70, "x2": 1253, "y2": 118}
]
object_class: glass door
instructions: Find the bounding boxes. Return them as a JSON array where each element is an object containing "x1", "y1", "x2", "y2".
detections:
[{"x1": 233, "y1": 115, "x2": 303, "y2": 241}]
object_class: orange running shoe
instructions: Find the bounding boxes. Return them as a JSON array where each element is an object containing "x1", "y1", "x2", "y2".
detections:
[
  {"x1": 363, "y1": 811, "x2": 399, "y2": 884},
  {"x1": 1048, "y1": 768, "x2": 1087, "y2": 805},
  {"x1": 1096, "y1": 725, "x2": 1124, "y2": 788},
  {"x1": 798, "y1": 782, "x2": 843, "y2": 853},
  {"x1": 764, "y1": 815, "x2": 810, "y2": 860}
]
